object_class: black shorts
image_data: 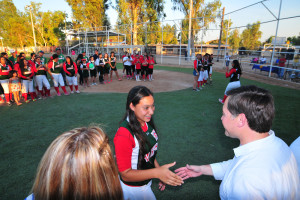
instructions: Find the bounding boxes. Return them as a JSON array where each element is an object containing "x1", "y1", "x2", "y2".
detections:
[
  {"x1": 83, "y1": 70, "x2": 89, "y2": 78},
  {"x1": 148, "y1": 68, "x2": 153, "y2": 74},
  {"x1": 131, "y1": 65, "x2": 135, "y2": 72},
  {"x1": 111, "y1": 67, "x2": 117, "y2": 71},
  {"x1": 136, "y1": 69, "x2": 141, "y2": 74},
  {"x1": 90, "y1": 69, "x2": 97, "y2": 77},
  {"x1": 104, "y1": 66, "x2": 110, "y2": 74},
  {"x1": 141, "y1": 66, "x2": 148, "y2": 76}
]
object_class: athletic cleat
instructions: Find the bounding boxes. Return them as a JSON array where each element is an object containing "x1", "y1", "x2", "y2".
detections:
[
  {"x1": 57, "y1": 93, "x2": 61, "y2": 96},
  {"x1": 76, "y1": 90, "x2": 80, "y2": 94},
  {"x1": 218, "y1": 99, "x2": 224, "y2": 104},
  {"x1": 25, "y1": 100, "x2": 30, "y2": 103},
  {"x1": 38, "y1": 96, "x2": 42, "y2": 100},
  {"x1": 32, "y1": 99, "x2": 37, "y2": 102},
  {"x1": 71, "y1": 91, "x2": 74, "y2": 94},
  {"x1": 64, "y1": 92, "x2": 70, "y2": 96},
  {"x1": 7, "y1": 102, "x2": 12, "y2": 106}
]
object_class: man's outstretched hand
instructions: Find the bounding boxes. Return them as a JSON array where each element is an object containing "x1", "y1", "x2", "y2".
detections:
[{"x1": 175, "y1": 164, "x2": 203, "y2": 180}]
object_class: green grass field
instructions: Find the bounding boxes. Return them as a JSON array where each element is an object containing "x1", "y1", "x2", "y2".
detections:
[{"x1": 0, "y1": 65, "x2": 299, "y2": 200}]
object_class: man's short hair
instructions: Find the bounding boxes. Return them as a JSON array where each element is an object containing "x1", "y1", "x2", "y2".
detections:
[{"x1": 227, "y1": 85, "x2": 275, "y2": 133}]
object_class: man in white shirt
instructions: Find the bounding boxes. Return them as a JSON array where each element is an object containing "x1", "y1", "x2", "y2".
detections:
[
  {"x1": 175, "y1": 85, "x2": 300, "y2": 200},
  {"x1": 290, "y1": 136, "x2": 300, "y2": 177}
]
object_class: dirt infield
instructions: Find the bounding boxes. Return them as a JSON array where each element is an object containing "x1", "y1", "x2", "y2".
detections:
[{"x1": 80, "y1": 70, "x2": 191, "y2": 93}]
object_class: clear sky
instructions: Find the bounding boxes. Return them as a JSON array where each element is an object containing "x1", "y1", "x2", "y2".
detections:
[{"x1": 13, "y1": 0, "x2": 300, "y2": 42}]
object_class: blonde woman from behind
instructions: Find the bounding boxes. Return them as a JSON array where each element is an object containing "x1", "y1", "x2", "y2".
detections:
[{"x1": 25, "y1": 126, "x2": 123, "y2": 200}]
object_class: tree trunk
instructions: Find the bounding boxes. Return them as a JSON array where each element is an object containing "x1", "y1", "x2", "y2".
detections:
[
  {"x1": 132, "y1": 6, "x2": 138, "y2": 45},
  {"x1": 191, "y1": 31, "x2": 195, "y2": 54}
]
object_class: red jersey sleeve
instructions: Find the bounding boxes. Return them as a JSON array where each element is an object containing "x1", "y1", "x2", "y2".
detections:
[
  {"x1": 48, "y1": 62, "x2": 53, "y2": 70},
  {"x1": 63, "y1": 63, "x2": 71, "y2": 75},
  {"x1": 14, "y1": 63, "x2": 19, "y2": 71},
  {"x1": 225, "y1": 68, "x2": 236, "y2": 78},
  {"x1": 194, "y1": 60, "x2": 197, "y2": 70},
  {"x1": 114, "y1": 127, "x2": 136, "y2": 172},
  {"x1": 74, "y1": 63, "x2": 78, "y2": 74},
  {"x1": 0, "y1": 65, "x2": 11, "y2": 75},
  {"x1": 18, "y1": 67, "x2": 27, "y2": 79}
]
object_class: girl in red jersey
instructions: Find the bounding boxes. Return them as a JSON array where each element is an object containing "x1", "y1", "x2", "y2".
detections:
[
  {"x1": 147, "y1": 55, "x2": 155, "y2": 81},
  {"x1": 219, "y1": 60, "x2": 242, "y2": 104},
  {"x1": 0, "y1": 56, "x2": 12, "y2": 105},
  {"x1": 63, "y1": 56, "x2": 80, "y2": 93},
  {"x1": 18, "y1": 58, "x2": 37, "y2": 103},
  {"x1": 133, "y1": 55, "x2": 142, "y2": 81},
  {"x1": 114, "y1": 86, "x2": 183, "y2": 200},
  {"x1": 141, "y1": 55, "x2": 148, "y2": 81}
]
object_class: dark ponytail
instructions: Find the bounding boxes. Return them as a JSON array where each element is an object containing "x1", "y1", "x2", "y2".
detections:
[
  {"x1": 233, "y1": 60, "x2": 242, "y2": 75},
  {"x1": 122, "y1": 86, "x2": 157, "y2": 169},
  {"x1": 18, "y1": 58, "x2": 25, "y2": 75}
]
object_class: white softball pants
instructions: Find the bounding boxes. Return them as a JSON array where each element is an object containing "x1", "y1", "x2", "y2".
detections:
[
  {"x1": 52, "y1": 73, "x2": 65, "y2": 87},
  {"x1": 66, "y1": 76, "x2": 78, "y2": 86},
  {"x1": 0, "y1": 79, "x2": 9, "y2": 94},
  {"x1": 121, "y1": 180, "x2": 156, "y2": 200},
  {"x1": 22, "y1": 79, "x2": 35, "y2": 93},
  {"x1": 35, "y1": 75, "x2": 50, "y2": 90}
]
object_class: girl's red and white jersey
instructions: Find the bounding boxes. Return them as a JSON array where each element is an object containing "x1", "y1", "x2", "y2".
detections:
[{"x1": 114, "y1": 120, "x2": 158, "y2": 172}]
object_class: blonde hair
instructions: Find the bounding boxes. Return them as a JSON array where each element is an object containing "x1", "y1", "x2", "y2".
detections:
[{"x1": 31, "y1": 126, "x2": 123, "y2": 200}]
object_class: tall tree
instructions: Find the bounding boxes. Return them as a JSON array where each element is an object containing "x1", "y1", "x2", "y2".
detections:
[
  {"x1": 162, "y1": 24, "x2": 178, "y2": 44},
  {"x1": 221, "y1": 19, "x2": 232, "y2": 44},
  {"x1": 240, "y1": 21, "x2": 262, "y2": 50},
  {"x1": 172, "y1": 0, "x2": 221, "y2": 53},
  {"x1": 115, "y1": 0, "x2": 165, "y2": 45},
  {"x1": 65, "y1": 0, "x2": 109, "y2": 29},
  {"x1": 0, "y1": 0, "x2": 28, "y2": 47},
  {"x1": 0, "y1": 0, "x2": 70, "y2": 48},
  {"x1": 228, "y1": 28, "x2": 241, "y2": 53}
]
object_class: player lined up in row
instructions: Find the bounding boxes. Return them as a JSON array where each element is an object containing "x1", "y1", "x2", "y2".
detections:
[
  {"x1": 77, "y1": 49, "x2": 156, "y2": 83},
  {"x1": 192, "y1": 53, "x2": 214, "y2": 91},
  {"x1": 0, "y1": 50, "x2": 82, "y2": 106}
]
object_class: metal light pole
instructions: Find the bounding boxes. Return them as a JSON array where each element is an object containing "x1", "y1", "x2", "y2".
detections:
[
  {"x1": 187, "y1": 0, "x2": 193, "y2": 60},
  {"x1": 25, "y1": 5, "x2": 37, "y2": 52},
  {"x1": 269, "y1": 0, "x2": 282, "y2": 77}
]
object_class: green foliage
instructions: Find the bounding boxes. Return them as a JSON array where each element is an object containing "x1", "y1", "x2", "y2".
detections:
[
  {"x1": 0, "y1": 0, "x2": 68, "y2": 48},
  {"x1": 287, "y1": 36, "x2": 300, "y2": 45},
  {"x1": 221, "y1": 19, "x2": 232, "y2": 44},
  {"x1": 65, "y1": 0, "x2": 109, "y2": 29},
  {"x1": 162, "y1": 24, "x2": 178, "y2": 44},
  {"x1": 228, "y1": 29, "x2": 241, "y2": 52},
  {"x1": 115, "y1": 0, "x2": 165, "y2": 45},
  {"x1": 0, "y1": 0, "x2": 28, "y2": 47},
  {"x1": 240, "y1": 21, "x2": 262, "y2": 50},
  {"x1": 263, "y1": 36, "x2": 274, "y2": 45},
  {"x1": 172, "y1": 0, "x2": 221, "y2": 52}
]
